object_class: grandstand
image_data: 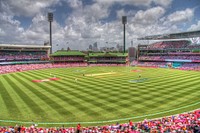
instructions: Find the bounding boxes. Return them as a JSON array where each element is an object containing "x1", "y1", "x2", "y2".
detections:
[
  {"x1": 0, "y1": 44, "x2": 51, "y2": 65},
  {"x1": 137, "y1": 40, "x2": 200, "y2": 70}
]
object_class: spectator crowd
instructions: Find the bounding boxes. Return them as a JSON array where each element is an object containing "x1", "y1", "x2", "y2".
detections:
[
  {"x1": 0, "y1": 63, "x2": 87, "y2": 74},
  {"x1": 139, "y1": 55, "x2": 200, "y2": 61},
  {"x1": 146, "y1": 40, "x2": 200, "y2": 49},
  {"x1": 0, "y1": 51, "x2": 48, "y2": 61},
  {"x1": 136, "y1": 62, "x2": 200, "y2": 71}
]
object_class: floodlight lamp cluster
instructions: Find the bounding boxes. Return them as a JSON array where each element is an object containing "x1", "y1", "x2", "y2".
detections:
[
  {"x1": 122, "y1": 16, "x2": 127, "y2": 24},
  {"x1": 48, "y1": 13, "x2": 53, "y2": 22}
]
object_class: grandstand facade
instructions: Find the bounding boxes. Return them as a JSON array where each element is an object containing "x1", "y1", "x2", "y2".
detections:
[
  {"x1": 50, "y1": 50, "x2": 87, "y2": 67},
  {"x1": 50, "y1": 50, "x2": 129, "y2": 67},
  {"x1": 88, "y1": 52, "x2": 128, "y2": 66}
]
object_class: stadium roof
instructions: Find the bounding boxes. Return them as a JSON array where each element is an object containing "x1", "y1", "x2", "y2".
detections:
[
  {"x1": 0, "y1": 44, "x2": 51, "y2": 48},
  {"x1": 89, "y1": 52, "x2": 128, "y2": 57},
  {"x1": 51, "y1": 50, "x2": 86, "y2": 56},
  {"x1": 137, "y1": 30, "x2": 200, "y2": 40}
]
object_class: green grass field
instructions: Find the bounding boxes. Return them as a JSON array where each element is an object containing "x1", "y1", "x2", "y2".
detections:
[{"x1": 0, "y1": 66, "x2": 199, "y2": 127}]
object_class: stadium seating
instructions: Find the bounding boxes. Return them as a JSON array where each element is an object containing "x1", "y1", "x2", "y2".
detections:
[
  {"x1": 0, "y1": 63, "x2": 88, "y2": 74},
  {"x1": 147, "y1": 40, "x2": 189, "y2": 49},
  {"x1": 135, "y1": 61, "x2": 200, "y2": 71},
  {"x1": 139, "y1": 55, "x2": 200, "y2": 61},
  {"x1": 136, "y1": 62, "x2": 166, "y2": 68},
  {"x1": 89, "y1": 64, "x2": 127, "y2": 67},
  {"x1": 137, "y1": 40, "x2": 200, "y2": 70},
  {"x1": 0, "y1": 51, "x2": 48, "y2": 61}
]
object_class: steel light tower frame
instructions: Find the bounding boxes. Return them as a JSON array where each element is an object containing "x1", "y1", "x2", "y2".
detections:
[
  {"x1": 48, "y1": 13, "x2": 53, "y2": 54},
  {"x1": 122, "y1": 16, "x2": 127, "y2": 54}
]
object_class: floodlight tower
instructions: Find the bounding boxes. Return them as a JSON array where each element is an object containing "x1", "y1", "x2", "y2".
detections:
[
  {"x1": 122, "y1": 16, "x2": 127, "y2": 54},
  {"x1": 48, "y1": 12, "x2": 53, "y2": 54}
]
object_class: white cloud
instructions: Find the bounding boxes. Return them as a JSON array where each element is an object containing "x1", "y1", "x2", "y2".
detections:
[
  {"x1": 133, "y1": 6, "x2": 166, "y2": 25},
  {"x1": 21, "y1": 14, "x2": 49, "y2": 42},
  {"x1": 167, "y1": 8, "x2": 194, "y2": 24},
  {"x1": 0, "y1": 12, "x2": 20, "y2": 26},
  {"x1": 94, "y1": 0, "x2": 173, "y2": 8},
  {"x1": 0, "y1": 0, "x2": 197, "y2": 51},
  {"x1": 81, "y1": 25, "x2": 102, "y2": 39},
  {"x1": 116, "y1": 9, "x2": 136, "y2": 19},
  {"x1": 116, "y1": 9, "x2": 126, "y2": 19},
  {"x1": 66, "y1": 0, "x2": 82, "y2": 9},
  {"x1": 0, "y1": 28, "x2": 5, "y2": 36},
  {"x1": 0, "y1": 0, "x2": 59, "y2": 17},
  {"x1": 0, "y1": 12, "x2": 24, "y2": 43},
  {"x1": 153, "y1": 0, "x2": 172, "y2": 8},
  {"x1": 188, "y1": 21, "x2": 200, "y2": 31},
  {"x1": 22, "y1": 13, "x2": 66, "y2": 44},
  {"x1": 84, "y1": 3, "x2": 110, "y2": 21},
  {"x1": 63, "y1": 1, "x2": 111, "y2": 40},
  {"x1": 94, "y1": 0, "x2": 152, "y2": 7},
  {"x1": 64, "y1": 25, "x2": 81, "y2": 39},
  {"x1": 62, "y1": 2, "x2": 171, "y2": 49}
]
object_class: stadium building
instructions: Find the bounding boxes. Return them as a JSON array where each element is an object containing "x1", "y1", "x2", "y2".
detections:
[
  {"x1": 136, "y1": 31, "x2": 200, "y2": 70},
  {"x1": 137, "y1": 40, "x2": 200, "y2": 68},
  {"x1": 50, "y1": 50, "x2": 87, "y2": 67}
]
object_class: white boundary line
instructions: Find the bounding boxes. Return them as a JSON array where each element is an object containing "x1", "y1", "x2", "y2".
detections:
[{"x1": 0, "y1": 101, "x2": 199, "y2": 125}]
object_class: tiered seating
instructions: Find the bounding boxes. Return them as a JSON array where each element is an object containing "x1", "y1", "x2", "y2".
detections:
[
  {"x1": 139, "y1": 55, "x2": 200, "y2": 61},
  {"x1": 148, "y1": 41, "x2": 189, "y2": 49},
  {"x1": 178, "y1": 63, "x2": 200, "y2": 71},
  {"x1": 188, "y1": 45, "x2": 200, "y2": 49},
  {"x1": 0, "y1": 51, "x2": 48, "y2": 61},
  {"x1": 138, "y1": 40, "x2": 200, "y2": 70},
  {"x1": 136, "y1": 62, "x2": 166, "y2": 68},
  {"x1": 0, "y1": 109, "x2": 199, "y2": 132},
  {"x1": 88, "y1": 52, "x2": 128, "y2": 66},
  {"x1": 135, "y1": 62, "x2": 200, "y2": 71}
]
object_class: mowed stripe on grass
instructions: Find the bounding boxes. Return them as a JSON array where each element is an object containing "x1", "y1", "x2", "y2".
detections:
[{"x1": 0, "y1": 66, "x2": 199, "y2": 126}]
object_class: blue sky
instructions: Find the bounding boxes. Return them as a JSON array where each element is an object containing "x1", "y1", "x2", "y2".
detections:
[{"x1": 0, "y1": 0, "x2": 200, "y2": 51}]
